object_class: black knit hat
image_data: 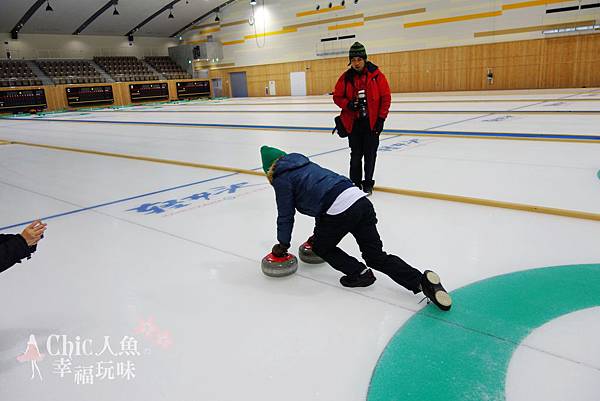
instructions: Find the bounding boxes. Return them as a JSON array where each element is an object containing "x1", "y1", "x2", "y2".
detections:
[{"x1": 348, "y1": 42, "x2": 367, "y2": 61}]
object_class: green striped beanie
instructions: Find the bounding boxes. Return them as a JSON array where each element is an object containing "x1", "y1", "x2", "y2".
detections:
[{"x1": 349, "y1": 42, "x2": 367, "y2": 61}]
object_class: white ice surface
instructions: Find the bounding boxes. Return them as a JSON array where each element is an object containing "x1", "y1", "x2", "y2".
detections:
[{"x1": 0, "y1": 89, "x2": 599, "y2": 401}]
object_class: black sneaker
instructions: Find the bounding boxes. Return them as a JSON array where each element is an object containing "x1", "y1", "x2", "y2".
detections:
[
  {"x1": 420, "y1": 270, "x2": 452, "y2": 311},
  {"x1": 340, "y1": 269, "x2": 376, "y2": 287},
  {"x1": 362, "y1": 180, "x2": 374, "y2": 196}
]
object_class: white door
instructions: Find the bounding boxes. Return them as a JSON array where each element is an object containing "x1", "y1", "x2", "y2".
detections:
[{"x1": 290, "y1": 71, "x2": 307, "y2": 96}]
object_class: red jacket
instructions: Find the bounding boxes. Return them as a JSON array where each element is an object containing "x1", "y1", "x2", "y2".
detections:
[{"x1": 333, "y1": 62, "x2": 391, "y2": 134}]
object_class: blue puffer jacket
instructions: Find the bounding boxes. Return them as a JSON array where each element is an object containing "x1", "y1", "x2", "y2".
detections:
[{"x1": 272, "y1": 153, "x2": 353, "y2": 246}]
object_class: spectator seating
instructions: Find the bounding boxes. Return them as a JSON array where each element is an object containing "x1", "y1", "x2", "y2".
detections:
[
  {"x1": 0, "y1": 60, "x2": 43, "y2": 87},
  {"x1": 93, "y1": 56, "x2": 160, "y2": 82},
  {"x1": 37, "y1": 60, "x2": 106, "y2": 85},
  {"x1": 144, "y1": 56, "x2": 192, "y2": 80}
]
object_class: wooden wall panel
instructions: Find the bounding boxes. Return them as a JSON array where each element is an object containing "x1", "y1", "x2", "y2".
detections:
[{"x1": 210, "y1": 33, "x2": 600, "y2": 95}]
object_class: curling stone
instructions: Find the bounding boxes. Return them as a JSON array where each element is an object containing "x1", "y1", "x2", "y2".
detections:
[
  {"x1": 298, "y1": 241, "x2": 324, "y2": 264},
  {"x1": 261, "y1": 252, "x2": 298, "y2": 277}
]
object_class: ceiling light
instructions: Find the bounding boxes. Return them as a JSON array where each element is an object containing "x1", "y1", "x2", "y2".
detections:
[
  {"x1": 168, "y1": 8, "x2": 174, "y2": 19},
  {"x1": 215, "y1": 10, "x2": 220, "y2": 22},
  {"x1": 354, "y1": 0, "x2": 358, "y2": 3},
  {"x1": 316, "y1": 4, "x2": 320, "y2": 10},
  {"x1": 250, "y1": 0, "x2": 257, "y2": 4},
  {"x1": 46, "y1": 1, "x2": 53, "y2": 12},
  {"x1": 341, "y1": 0, "x2": 345, "y2": 5},
  {"x1": 328, "y1": 2, "x2": 332, "y2": 7},
  {"x1": 113, "y1": 5, "x2": 119, "y2": 15}
]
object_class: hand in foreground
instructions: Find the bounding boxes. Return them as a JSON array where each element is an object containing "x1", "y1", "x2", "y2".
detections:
[{"x1": 20, "y1": 220, "x2": 47, "y2": 246}]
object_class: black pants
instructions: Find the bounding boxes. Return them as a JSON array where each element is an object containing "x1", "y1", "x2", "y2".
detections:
[
  {"x1": 312, "y1": 198, "x2": 422, "y2": 292},
  {"x1": 348, "y1": 118, "x2": 379, "y2": 189}
]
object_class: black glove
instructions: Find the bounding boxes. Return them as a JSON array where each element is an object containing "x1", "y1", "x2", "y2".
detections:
[
  {"x1": 373, "y1": 117, "x2": 385, "y2": 135},
  {"x1": 306, "y1": 235, "x2": 315, "y2": 246},
  {"x1": 347, "y1": 99, "x2": 358, "y2": 111},
  {"x1": 271, "y1": 243, "x2": 289, "y2": 257}
]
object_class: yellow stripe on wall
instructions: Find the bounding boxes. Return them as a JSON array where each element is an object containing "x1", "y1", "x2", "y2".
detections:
[
  {"x1": 475, "y1": 19, "x2": 597, "y2": 37},
  {"x1": 405, "y1": 10, "x2": 502, "y2": 28},
  {"x1": 192, "y1": 22, "x2": 220, "y2": 29},
  {"x1": 297, "y1": 5, "x2": 345, "y2": 17},
  {"x1": 223, "y1": 39, "x2": 246, "y2": 46},
  {"x1": 221, "y1": 20, "x2": 248, "y2": 28},
  {"x1": 244, "y1": 28, "x2": 297, "y2": 39},
  {"x1": 502, "y1": 0, "x2": 572, "y2": 10},
  {"x1": 185, "y1": 39, "x2": 208, "y2": 45},
  {"x1": 328, "y1": 21, "x2": 364, "y2": 30},
  {"x1": 364, "y1": 8, "x2": 427, "y2": 21},
  {"x1": 284, "y1": 14, "x2": 364, "y2": 30},
  {"x1": 197, "y1": 27, "x2": 220, "y2": 34}
]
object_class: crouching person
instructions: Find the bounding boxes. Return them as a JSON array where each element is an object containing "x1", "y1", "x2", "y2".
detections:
[{"x1": 261, "y1": 146, "x2": 451, "y2": 311}]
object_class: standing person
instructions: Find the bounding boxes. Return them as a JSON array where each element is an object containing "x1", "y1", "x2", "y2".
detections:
[
  {"x1": 261, "y1": 146, "x2": 452, "y2": 311},
  {"x1": 0, "y1": 220, "x2": 46, "y2": 274},
  {"x1": 333, "y1": 42, "x2": 391, "y2": 196}
]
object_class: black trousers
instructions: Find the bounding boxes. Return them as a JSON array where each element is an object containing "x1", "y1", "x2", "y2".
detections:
[
  {"x1": 312, "y1": 198, "x2": 422, "y2": 292},
  {"x1": 348, "y1": 118, "x2": 379, "y2": 189}
]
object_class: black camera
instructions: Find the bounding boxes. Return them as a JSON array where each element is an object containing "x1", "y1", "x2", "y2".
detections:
[{"x1": 357, "y1": 89, "x2": 368, "y2": 119}]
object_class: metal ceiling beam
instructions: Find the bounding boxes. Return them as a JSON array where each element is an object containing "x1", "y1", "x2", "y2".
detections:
[
  {"x1": 125, "y1": 0, "x2": 182, "y2": 37},
  {"x1": 170, "y1": 0, "x2": 237, "y2": 38},
  {"x1": 73, "y1": 0, "x2": 118, "y2": 35},
  {"x1": 10, "y1": 0, "x2": 47, "y2": 38}
]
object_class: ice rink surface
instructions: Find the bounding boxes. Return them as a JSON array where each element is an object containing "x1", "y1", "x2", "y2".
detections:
[{"x1": 1, "y1": 88, "x2": 599, "y2": 400}]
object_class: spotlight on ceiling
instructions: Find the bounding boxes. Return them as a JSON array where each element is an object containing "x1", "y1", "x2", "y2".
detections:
[
  {"x1": 215, "y1": 9, "x2": 220, "y2": 22},
  {"x1": 46, "y1": 1, "x2": 53, "y2": 12},
  {"x1": 250, "y1": 0, "x2": 257, "y2": 4},
  {"x1": 168, "y1": 7, "x2": 174, "y2": 19},
  {"x1": 341, "y1": 0, "x2": 345, "y2": 5},
  {"x1": 128, "y1": 34, "x2": 134, "y2": 42},
  {"x1": 328, "y1": 2, "x2": 332, "y2": 7},
  {"x1": 113, "y1": 5, "x2": 119, "y2": 15},
  {"x1": 354, "y1": 0, "x2": 358, "y2": 3},
  {"x1": 316, "y1": 4, "x2": 320, "y2": 10}
]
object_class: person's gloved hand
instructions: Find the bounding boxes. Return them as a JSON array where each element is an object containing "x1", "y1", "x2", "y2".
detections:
[
  {"x1": 347, "y1": 99, "x2": 358, "y2": 111},
  {"x1": 373, "y1": 117, "x2": 385, "y2": 135},
  {"x1": 271, "y1": 243, "x2": 289, "y2": 258}
]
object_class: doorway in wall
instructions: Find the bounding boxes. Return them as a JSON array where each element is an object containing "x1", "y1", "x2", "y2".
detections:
[
  {"x1": 290, "y1": 71, "x2": 307, "y2": 96},
  {"x1": 211, "y1": 78, "x2": 223, "y2": 97},
  {"x1": 230, "y1": 72, "x2": 248, "y2": 97}
]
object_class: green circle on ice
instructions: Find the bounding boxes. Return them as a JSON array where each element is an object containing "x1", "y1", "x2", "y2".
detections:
[{"x1": 367, "y1": 264, "x2": 600, "y2": 401}]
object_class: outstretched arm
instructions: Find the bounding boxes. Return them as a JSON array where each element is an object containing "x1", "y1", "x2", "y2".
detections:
[
  {"x1": 273, "y1": 179, "x2": 295, "y2": 248},
  {"x1": 0, "y1": 234, "x2": 31, "y2": 274}
]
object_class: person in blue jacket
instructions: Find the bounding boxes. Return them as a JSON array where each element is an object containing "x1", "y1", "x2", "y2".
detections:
[{"x1": 260, "y1": 146, "x2": 452, "y2": 311}]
